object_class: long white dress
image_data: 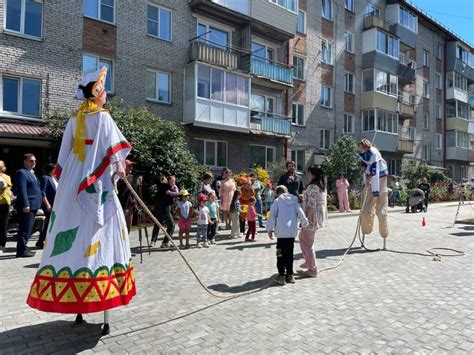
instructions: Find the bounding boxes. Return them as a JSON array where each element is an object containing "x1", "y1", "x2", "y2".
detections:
[{"x1": 27, "y1": 110, "x2": 136, "y2": 314}]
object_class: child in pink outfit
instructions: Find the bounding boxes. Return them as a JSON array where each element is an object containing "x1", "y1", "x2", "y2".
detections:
[
  {"x1": 336, "y1": 174, "x2": 351, "y2": 213},
  {"x1": 245, "y1": 197, "x2": 257, "y2": 242}
]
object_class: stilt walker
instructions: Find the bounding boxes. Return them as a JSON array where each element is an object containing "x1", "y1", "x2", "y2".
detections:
[
  {"x1": 357, "y1": 139, "x2": 389, "y2": 250},
  {"x1": 26, "y1": 67, "x2": 136, "y2": 335}
]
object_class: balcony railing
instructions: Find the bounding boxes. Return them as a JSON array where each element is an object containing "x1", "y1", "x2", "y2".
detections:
[
  {"x1": 190, "y1": 41, "x2": 238, "y2": 69},
  {"x1": 397, "y1": 100, "x2": 415, "y2": 119},
  {"x1": 250, "y1": 57, "x2": 293, "y2": 85},
  {"x1": 398, "y1": 138, "x2": 414, "y2": 153},
  {"x1": 363, "y1": 13, "x2": 390, "y2": 31},
  {"x1": 250, "y1": 112, "x2": 291, "y2": 136}
]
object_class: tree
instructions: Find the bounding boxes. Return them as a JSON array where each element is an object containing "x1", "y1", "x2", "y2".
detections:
[
  {"x1": 322, "y1": 134, "x2": 361, "y2": 190},
  {"x1": 45, "y1": 101, "x2": 204, "y2": 201},
  {"x1": 401, "y1": 162, "x2": 432, "y2": 189}
]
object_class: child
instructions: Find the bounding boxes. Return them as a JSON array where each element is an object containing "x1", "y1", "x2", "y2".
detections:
[
  {"x1": 206, "y1": 192, "x2": 220, "y2": 245},
  {"x1": 245, "y1": 197, "x2": 257, "y2": 242},
  {"x1": 230, "y1": 190, "x2": 242, "y2": 239},
  {"x1": 267, "y1": 185, "x2": 308, "y2": 285},
  {"x1": 196, "y1": 193, "x2": 212, "y2": 248},
  {"x1": 262, "y1": 182, "x2": 274, "y2": 215},
  {"x1": 177, "y1": 189, "x2": 193, "y2": 249}
]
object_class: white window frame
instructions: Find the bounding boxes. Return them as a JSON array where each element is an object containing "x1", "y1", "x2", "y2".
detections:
[
  {"x1": 422, "y1": 145, "x2": 430, "y2": 161},
  {"x1": 436, "y1": 72, "x2": 442, "y2": 89},
  {"x1": 269, "y1": 0, "x2": 298, "y2": 13},
  {"x1": 343, "y1": 113, "x2": 355, "y2": 134},
  {"x1": 290, "y1": 150, "x2": 305, "y2": 172},
  {"x1": 423, "y1": 113, "x2": 429, "y2": 130},
  {"x1": 376, "y1": 30, "x2": 400, "y2": 60},
  {"x1": 319, "y1": 129, "x2": 330, "y2": 149},
  {"x1": 423, "y1": 81, "x2": 429, "y2": 98},
  {"x1": 147, "y1": 4, "x2": 172, "y2": 42},
  {"x1": 297, "y1": 9, "x2": 306, "y2": 34},
  {"x1": 436, "y1": 134, "x2": 442, "y2": 150},
  {"x1": 423, "y1": 50, "x2": 430, "y2": 67},
  {"x1": 251, "y1": 93, "x2": 275, "y2": 115},
  {"x1": 399, "y1": 6, "x2": 417, "y2": 33},
  {"x1": 198, "y1": 20, "x2": 232, "y2": 50},
  {"x1": 436, "y1": 43, "x2": 442, "y2": 60},
  {"x1": 321, "y1": 40, "x2": 333, "y2": 65},
  {"x1": 366, "y1": 4, "x2": 380, "y2": 16},
  {"x1": 345, "y1": 0, "x2": 354, "y2": 12},
  {"x1": 250, "y1": 144, "x2": 276, "y2": 170},
  {"x1": 0, "y1": 74, "x2": 42, "y2": 119},
  {"x1": 146, "y1": 69, "x2": 171, "y2": 104},
  {"x1": 4, "y1": 0, "x2": 44, "y2": 39},
  {"x1": 408, "y1": 127, "x2": 416, "y2": 140},
  {"x1": 83, "y1": 0, "x2": 116, "y2": 24},
  {"x1": 82, "y1": 53, "x2": 115, "y2": 93},
  {"x1": 344, "y1": 31, "x2": 354, "y2": 53},
  {"x1": 321, "y1": 86, "x2": 332, "y2": 108},
  {"x1": 362, "y1": 109, "x2": 398, "y2": 134},
  {"x1": 195, "y1": 138, "x2": 228, "y2": 168},
  {"x1": 436, "y1": 104, "x2": 442, "y2": 119},
  {"x1": 344, "y1": 72, "x2": 354, "y2": 94},
  {"x1": 322, "y1": 0, "x2": 333, "y2": 20},
  {"x1": 293, "y1": 55, "x2": 305, "y2": 80},
  {"x1": 292, "y1": 102, "x2": 305, "y2": 126}
]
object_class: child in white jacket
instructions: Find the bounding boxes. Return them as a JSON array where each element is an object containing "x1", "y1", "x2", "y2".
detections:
[{"x1": 267, "y1": 185, "x2": 308, "y2": 285}]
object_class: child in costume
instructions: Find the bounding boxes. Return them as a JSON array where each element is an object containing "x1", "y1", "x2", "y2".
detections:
[
  {"x1": 177, "y1": 189, "x2": 193, "y2": 249},
  {"x1": 206, "y1": 192, "x2": 219, "y2": 245},
  {"x1": 245, "y1": 197, "x2": 257, "y2": 242},
  {"x1": 196, "y1": 193, "x2": 211, "y2": 248},
  {"x1": 229, "y1": 190, "x2": 242, "y2": 239},
  {"x1": 26, "y1": 67, "x2": 135, "y2": 335}
]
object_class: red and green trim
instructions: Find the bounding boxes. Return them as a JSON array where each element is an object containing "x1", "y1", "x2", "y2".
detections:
[{"x1": 77, "y1": 141, "x2": 131, "y2": 194}]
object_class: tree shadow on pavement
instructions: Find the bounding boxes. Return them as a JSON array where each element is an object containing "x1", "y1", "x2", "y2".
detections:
[
  {"x1": 207, "y1": 275, "x2": 277, "y2": 293},
  {"x1": 315, "y1": 247, "x2": 380, "y2": 259},
  {"x1": 449, "y1": 231, "x2": 474, "y2": 237},
  {"x1": 225, "y1": 242, "x2": 274, "y2": 251},
  {"x1": 0, "y1": 320, "x2": 103, "y2": 353}
]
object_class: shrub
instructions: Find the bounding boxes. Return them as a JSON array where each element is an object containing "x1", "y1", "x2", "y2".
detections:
[{"x1": 268, "y1": 159, "x2": 289, "y2": 184}]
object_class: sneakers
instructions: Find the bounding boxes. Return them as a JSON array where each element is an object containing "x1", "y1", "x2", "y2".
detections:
[
  {"x1": 249, "y1": 239, "x2": 256, "y2": 242},
  {"x1": 301, "y1": 269, "x2": 317, "y2": 278},
  {"x1": 210, "y1": 240, "x2": 217, "y2": 245},
  {"x1": 285, "y1": 274, "x2": 295, "y2": 284},
  {"x1": 197, "y1": 243, "x2": 203, "y2": 248},
  {"x1": 160, "y1": 243, "x2": 169, "y2": 249},
  {"x1": 16, "y1": 250, "x2": 36, "y2": 258},
  {"x1": 299, "y1": 262, "x2": 308, "y2": 269},
  {"x1": 203, "y1": 242, "x2": 210, "y2": 248},
  {"x1": 35, "y1": 241, "x2": 44, "y2": 249},
  {"x1": 185, "y1": 243, "x2": 191, "y2": 249},
  {"x1": 275, "y1": 275, "x2": 286, "y2": 285}
]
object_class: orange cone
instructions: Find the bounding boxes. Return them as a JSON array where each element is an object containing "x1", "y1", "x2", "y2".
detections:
[{"x1": 422, "y1": 217, "x2": 426, "y2": 227}]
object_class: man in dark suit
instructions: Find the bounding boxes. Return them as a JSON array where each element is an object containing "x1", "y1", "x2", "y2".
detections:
[
  {"x1": 15, "y1": 154, "x2": 43, "y2": 257},
  {"x1": 36, "y1": 163, "x2": 57, "y2": 249}
]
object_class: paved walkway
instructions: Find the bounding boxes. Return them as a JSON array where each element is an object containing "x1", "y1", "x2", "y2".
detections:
[{"x1": 0, "y1": 201, "x2": 473, "y2": 354}]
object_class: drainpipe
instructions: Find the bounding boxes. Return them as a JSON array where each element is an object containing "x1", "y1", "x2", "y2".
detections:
[
  {"x1": 284, "y1": 40, "x2": 291, "y2": 160},
  {"x1": 443, "y1": 42, "x2": 447, "y2": 170}
]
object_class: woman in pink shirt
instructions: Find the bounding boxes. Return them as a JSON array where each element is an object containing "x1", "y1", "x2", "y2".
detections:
[
  {"x1": 219, "y1": 168, "x2": 236, "y2": 229},
  {"x1": 245, "y1": 197, "x2": 257, "y2": 242},
  {"x1": 336, "y1": 173, "x2": 351, "y2": 213}
]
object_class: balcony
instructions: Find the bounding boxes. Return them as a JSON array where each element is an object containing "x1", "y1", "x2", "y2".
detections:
[
  {"x1": 397, "y1": 101, "x2": 415, "y2": 120},
  {"x1": 250, "y1": 57, "x2": 293, "y2": 86},
  {"x1": 250, "y1": 113, "x2": 291, "y2": 137},
  {"x1": 190, "y1": 41, "x2": 238, "y2": 70},
  {"x1": 361, "y1": 91, "x2": 398, "y2": 112},
  {"x1": 397, "y1": 62, "x2": 416, "y2": 85},
  {"x1": 363, "y1": 14, "x2": 390, "y2": 32},
  {"x1": 361, "y1": 131, "x2": 399, "y2": 153},
  {"x1": 446, "y1": 147, "x2": 474, "y2": 162},
  {"x1": 397, "y1": 138, "x2": 414, "y2": 153},
  {"x1": 446, "y1": 116, "x2": 470, "y2": 132}
]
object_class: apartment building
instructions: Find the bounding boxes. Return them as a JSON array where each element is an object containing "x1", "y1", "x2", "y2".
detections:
[{"x1": 0, "y1": 0, "x2": 473, "y2": 180}]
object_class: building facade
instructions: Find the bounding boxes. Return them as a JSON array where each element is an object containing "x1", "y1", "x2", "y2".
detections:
[{"x1": 0, "y1": 0, "x2": 473, "y2": 180}]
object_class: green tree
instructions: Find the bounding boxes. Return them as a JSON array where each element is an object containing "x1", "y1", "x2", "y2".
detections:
[
  {"x1": 45, "y1": 101, "x2": 204, "y2": 201},
  {"x1": 322, "y1": 134, "x2": 361, "y2": 190},
  {"x1": 401, "y1": 162, "x2": 432, "y2": 188}
]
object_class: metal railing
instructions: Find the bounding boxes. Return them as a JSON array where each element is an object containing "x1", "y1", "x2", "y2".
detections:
[
  {"x1": 190, "y1": 41, "x2": 238, "y2": 69},
  {"x1": 250, "y1": 112, "x2": 291, "y2": 136},
  {"x1": 250, "y1": 57, "x2": 293, "y2": 85}
]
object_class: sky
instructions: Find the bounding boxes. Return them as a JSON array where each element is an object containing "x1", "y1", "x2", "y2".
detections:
[{"x1": 407, "y1": 0, "x2": 474, "y2": 45}]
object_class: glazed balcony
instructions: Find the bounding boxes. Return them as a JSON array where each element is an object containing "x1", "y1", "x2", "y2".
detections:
[
  {"x1": 250, "y1": 112, "x2": 291, "y2": 137},
  {"x1": 190, "y1": 41, "x2": 238, "y2": 70},
  {"x1": 250, "y1": 58, "x2": 293, "y2": 86}
]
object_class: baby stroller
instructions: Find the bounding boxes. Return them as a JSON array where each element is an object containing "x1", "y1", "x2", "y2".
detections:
[{"x1": 405, "y1": 188, "x2": 426, "y2": 213}]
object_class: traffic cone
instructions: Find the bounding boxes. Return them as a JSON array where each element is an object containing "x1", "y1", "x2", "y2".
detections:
[{"x1": 422, "y1": 217, "x2": 426, "y2": 227}]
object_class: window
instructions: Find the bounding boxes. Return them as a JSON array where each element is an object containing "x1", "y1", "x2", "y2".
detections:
[
  {"x1": 293, "y1": 56, "x2": 305, "y2": 80},
  {"x1": 251, "y1": 94, "x2": 274, "y2": 114},
  {"x1": 198, "y1": 23, "x2": 229, "y2": 50},
  {"x1": 321, "y1": 86, "x2": 332, "y2": 108},
  {"x1": 197, "y1": 64, "x2": 249, "y2": 106},
  {"x1": 321, "y1": 41, "x2": 333, "y2": 65},
  {"x1": 408, "y1": 127, "x2": 415, "y2": 140},
  {"x1": 84, "y1": 0, "x2": 114, "y2": 23},
  {"x1": 456, "y1": 45, "x2": 471, "y2": 65},
  {"x1": 345, "y1": 0, "x2": 354, "y2": 12},
  {"x1": 147, "y1": 5, "x2": 171, "y2": 41},
  {"x1": 362, "y1": 70, "x2": 374, "y2": 92},
  {"x1": 292, "y1": 102, "x2": 305, "y2": 126},
  {"x1": 409, "y1": 94, "x2": 416, "y2": 105},
  {"x1": 252, "y1": 42, "x2": 274, "y2": 62},
  {"x1": 436, "y1": 72, "x2": 442, "y2": 89},
  {"x1": 5, "y1": 0, "x2": 43, "y2": 38},
  {"x1": 376, "y1": 30, "x2": 399, "y2": 59},
  {"x1": 375, "y1": 69, "x2": 397, "y2": 96},
  {"x1": 250, "y1": 145, "x2": 275, "y2": 170},
  {"x1": 423, "y1": 81, "x2": 429, "y2": 98},
  {"x1": 344, "y1": 32, "x2": 354, "y2": 53},
  {"x1": 365, "y1": 4, "x2": 379, "y2": 16},
  {"x1": 344, "y1": 72, "x2": 354, "y2": 93},
  {"x1": 456, "y1": 101, "x2": 469, "y2": 119},
  {"x1": 436, "y1": 43, "x2": 442, "y2": 59},
  {"x1": 422, "y1": 145, "x2": 429, "y2": 161},
  {"x1": 297, "y1": 10, "x2": 306, "y2": 34},
  {"x1": 399, "y1": 52, "x2": 406, "y2": 64},
  {"x1": 291, "y1": 150, "x2": 305, "y2": 172},
  {"x1": 270, "y1": 0, "x2": 297, "y2": 12},
  {"x1": 388, "y1": 159, "x2": 401, "y2": 176},
  {"x1": 423, "y1": 113, "x2": 429, "y2": 130},
  {"x1": 450, "y1": 72, "x2": 468, "y2": 91},
  {"x1": 146, "y1": 70, "x2": 170, "y2": 103},
  {"x1": 436, "y1": 104, "x2": 442, "y2": 119},
  {"x1": 320, "y1": 130, "x2": 330, "y2": 149},
  {"x1": 82, "y1": 54, "x2": 113, "y2": 92},
  {"x1": 447, "y1": 165, "x2": 454, "y2": 179},
  {"x1": 423, "y1": 50, "x2": 430, "y2": 67},
  {"x1": 1, "y1": 75, "x2": 41, "y2": 117},
  {"x1": 195, "y1": 139, "x2": 227, "y2": 167},
  {"x1": 399, "y1": 6, "x2": 417, "y2": 32},
  {"x1": 456, "y1": 131, "x2": 470, "y2": 149},
  {"x1": 322, "y1": 0, "x2": 332, "y2": 20},
  {"x1": 343, "y1": 114, "x2": 354, "y2": 134},
  {"x1": 436, "y1": 134, "x2": 442, "y2": 150},
  {"x1": 362, "y1": 109, "x2": 398, "y2": 134}
]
